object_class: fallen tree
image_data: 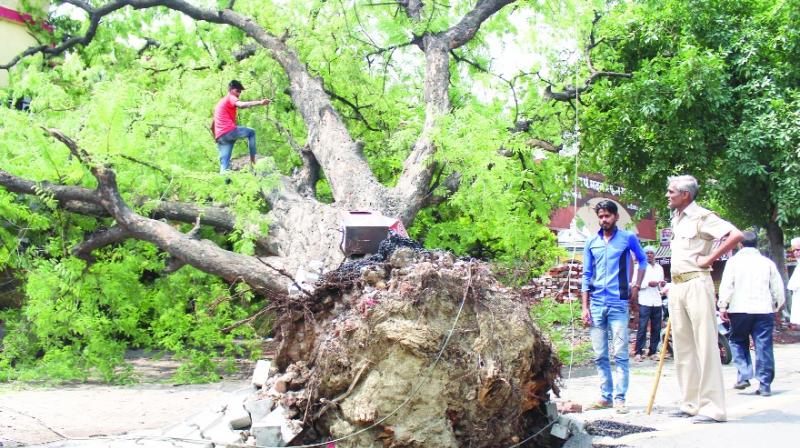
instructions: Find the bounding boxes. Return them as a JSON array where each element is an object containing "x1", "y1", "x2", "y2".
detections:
[{"x1": 0, "y1": 1, "x2": 615, "y2": 443}]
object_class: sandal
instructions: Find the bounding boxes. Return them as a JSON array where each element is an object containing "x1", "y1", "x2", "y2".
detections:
[
  {"x1": 634, "y1": 354, "x2": 643, "y2": 362},
  {"x1": 587, "y1": 400, "x2": 612, "y2": 410}
]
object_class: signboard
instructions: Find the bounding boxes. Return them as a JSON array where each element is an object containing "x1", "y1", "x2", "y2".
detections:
[{"x1": 549, "y1": 173, "x2": 657, "y2": 241}]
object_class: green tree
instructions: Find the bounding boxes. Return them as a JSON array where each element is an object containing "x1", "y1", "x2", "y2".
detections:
[
  {"x1": 0, "y1": 1, "x2": 591, "y2": 379},
  {"x1": 582, "y1": 0, "x2": 800, "y2": 278}
]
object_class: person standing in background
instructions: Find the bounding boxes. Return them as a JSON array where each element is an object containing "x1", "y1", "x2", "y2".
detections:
[
  {"x1": 788, "y1": 237, "x2": 800, "y2": 330},
  {"x1": 633, "y1": 246, "x2": 666, "y2": 361},
  {"x1": 718, "y1": 231, "x2": 784, "y2": 396}
]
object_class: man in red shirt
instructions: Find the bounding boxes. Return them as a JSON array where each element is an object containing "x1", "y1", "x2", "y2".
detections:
[{"x1": 213, "y1": 80, "x2": 271, "y2": 173}]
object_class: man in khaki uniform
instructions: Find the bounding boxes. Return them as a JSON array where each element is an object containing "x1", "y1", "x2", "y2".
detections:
[{"x1": 666, "y1": 175, "x2": 743, "y2": 424}]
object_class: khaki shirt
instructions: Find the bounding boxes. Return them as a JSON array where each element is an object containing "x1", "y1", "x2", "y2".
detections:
[{"x1": 670, "y1": 201, "x2": 736, "y2": 276}]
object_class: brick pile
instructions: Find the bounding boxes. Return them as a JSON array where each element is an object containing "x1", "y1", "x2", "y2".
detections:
[{"x1": 520, "y1": 260, "x2": 583, "y2": 303}]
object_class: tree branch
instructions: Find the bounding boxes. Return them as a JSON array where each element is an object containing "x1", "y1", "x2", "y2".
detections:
[
  {"x1": 0, "y1": 0, "x2": 105, "y2": 70},
  {"x1": 397, "y1": 0, "x2": 424, "y2": 20},
  {"x1": 527, "y1": 138, "x2": 562, "y2": 154},
  {"x1": 7, "y1": 0, "x2": 387, "y2": 209},
  {"x1": 544, "y1": 11, "x2": 631, "y2": 102},
  {"x1": 441, "y1": 0, "x2": 516, "y2": 50},
  {"x1": 71, "y1": 225, "x2": 131, "y2": 263},
  {"x1": 0, "y1": 168, "x2": 259, "y2": 242},
  {"x1": 393, "y1": 1, "x2": 517, "y2": 223},
  {"x1": 323, "y1": 88, "x2": 384, "y2": 132},
  {"x1": 265, "y1": 117, "x2": 320, "y2": 197},
  {"x1": 91, "y1": 165, "x2": 287, "y2": 295}
]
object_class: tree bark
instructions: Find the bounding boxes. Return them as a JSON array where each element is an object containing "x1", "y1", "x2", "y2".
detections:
[{"x1": 765, "y1": 218, "x2": 789, "y2": 318}]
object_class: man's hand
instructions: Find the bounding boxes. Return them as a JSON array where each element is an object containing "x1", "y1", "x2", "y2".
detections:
[
  {"x1": 720, "y1": 310, "x2": 730, "y2": 323},
  {"x1": 648, "y1": 280, "x2": 659, "y2": 287},
  {"x1": 630, "y1": 286, "x2": 640, "y2": 303},
  {"x1": 261, "y1": 98, "x2": 271, "y2": 106},
  {"x1": 582, "y1": 307, "x2": 592, "y2": 327},
  {"x1": 696, "y1": 255, "x2": 714, "y2": 268}
]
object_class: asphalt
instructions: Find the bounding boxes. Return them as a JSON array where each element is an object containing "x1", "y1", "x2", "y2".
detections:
[{"x1": 558, "y1": 342, "x2": 800, "y2": 447}]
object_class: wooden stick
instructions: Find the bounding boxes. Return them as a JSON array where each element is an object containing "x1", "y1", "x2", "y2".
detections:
[{"x1": 646, "y1": 319, "x2": 672, "y2": 415}]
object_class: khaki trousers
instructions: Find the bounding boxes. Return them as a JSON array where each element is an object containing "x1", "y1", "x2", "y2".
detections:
[{"x1": 668, "y1": 273, "x2": 727, "y2": 421}]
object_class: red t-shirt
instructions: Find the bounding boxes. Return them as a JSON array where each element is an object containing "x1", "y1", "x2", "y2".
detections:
[{"x1": 213, "y1": 94, "x2": 238, "y2": 139}]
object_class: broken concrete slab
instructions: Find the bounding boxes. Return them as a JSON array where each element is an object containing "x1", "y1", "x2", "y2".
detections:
[
  {"x1": 546, "y1": 401, "x2": 558, "y2": 420},
  {"x1": 201, "y1": 419, "x2": 244, "y2": 447},
  {"x1": 225, "y1": 403, "x2": 252, "y2": 430},
  {"x1": 250, "y1": 405, "x2": 302, "y2": 447},
  {"x1": 162, "y1": 410, "x2": 223, "y2": 438},
  {"x1": 550, "y1": 422, "x2": 571, "y2": 440},
  {"x1": 161, "y1": 420, "x2": 203, "y2": 440},
  {"x1": 251, "y1": 360, "x2": 272, "y2": 388},
  {"x1": 244, "y1": 397, "x2": 274, "y2": 423}
]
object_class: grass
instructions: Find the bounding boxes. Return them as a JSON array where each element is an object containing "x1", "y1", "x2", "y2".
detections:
[{"x1": 529, "y1": 297, "x2": 594, "y2": 366}]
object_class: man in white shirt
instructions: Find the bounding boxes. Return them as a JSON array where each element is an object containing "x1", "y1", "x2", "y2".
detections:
[
  {"x1": 718, "y1": 231, "x2": 785, "y2": 396},
  {"x1": 633, "y1": 246, "x2": 666, "y2": 361},
  {"x1": 788, "y1": 237, "x2": 800, "y2": 330}
]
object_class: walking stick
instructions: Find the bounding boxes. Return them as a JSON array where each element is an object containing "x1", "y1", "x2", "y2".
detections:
[{"x1": 646, "y1": 319, "x2": 672, "y2": 415}]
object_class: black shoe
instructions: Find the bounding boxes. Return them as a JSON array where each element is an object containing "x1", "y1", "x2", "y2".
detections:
[
  {"x1": 692, "y1": 415, "x2": 724, "y2": 424},
  {"x1": 669, "y1": 410, "x2": 694, "y2": 418},
  {"x1": 733, "y1": 380, "x2": 750, "y2": 390},
  {"x1": 756, "y1": 387, "x2": 771, "y2": 397}
]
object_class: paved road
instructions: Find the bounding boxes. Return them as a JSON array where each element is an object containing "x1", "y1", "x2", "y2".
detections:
[{"x1": 559, "y1": 342, "x2": 800, "y2": 447}]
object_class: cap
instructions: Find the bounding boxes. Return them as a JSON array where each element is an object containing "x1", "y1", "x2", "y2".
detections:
[
  {"x1": 644, "y1": 246, "x2": 656, "y2": 254},
  {"x1": 228, "y1": 80, "x2": 245, "y2": 91}
]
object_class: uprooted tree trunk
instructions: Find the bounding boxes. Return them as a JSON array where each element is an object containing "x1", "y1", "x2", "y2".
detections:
[{"x1": 258, "y1": 243, "x2": 562, "y2": 447}]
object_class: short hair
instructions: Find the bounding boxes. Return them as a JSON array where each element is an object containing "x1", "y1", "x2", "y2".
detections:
[
  {"x1": 594, "y1": 199, "x2": 618, "y2": 215},
  {"x1": 791, "y1": 237, "x2": 800, "y2": 250},
  {"x1": 741, "y1": 231, "x2": 758, "y2": 248},
  {"x1": 228, "y1": 80, "x2": 245, "y2": 91},
  {"x1": 644, "y1": 246, "x2": 656, "y2": 254},
  {"x1": 667, "y1": 175, "x2": 699, "y2": 200}
]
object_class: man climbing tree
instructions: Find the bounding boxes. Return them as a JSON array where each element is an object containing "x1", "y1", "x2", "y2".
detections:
[{"x1": 212, "y1": 80, "x2": 270, "y2": 173}]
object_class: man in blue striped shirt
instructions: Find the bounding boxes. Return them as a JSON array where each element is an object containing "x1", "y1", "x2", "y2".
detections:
[{"x1": 581, "y1": 199, "x2": 647, "y2": 414}]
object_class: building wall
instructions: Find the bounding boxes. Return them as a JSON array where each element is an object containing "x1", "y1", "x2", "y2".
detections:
[{"x1": 0, "y1": 0, "x2": 48, "y2": 88}]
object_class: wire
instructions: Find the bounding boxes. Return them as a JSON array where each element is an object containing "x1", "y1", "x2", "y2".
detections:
[
  {"x1": 505, "y1": 420, "x2": 558, "y2": 448},
  {"x1": 553, "y1": 49, "x2": 583, "y2": 382}
]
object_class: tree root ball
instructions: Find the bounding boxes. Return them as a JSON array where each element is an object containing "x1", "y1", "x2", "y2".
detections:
[{"x1": 274, "y1": 247, "x2": 562, "y2": 447}]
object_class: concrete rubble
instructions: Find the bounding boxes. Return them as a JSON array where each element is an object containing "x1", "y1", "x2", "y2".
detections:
[{"x1": 150, "y1": 359, "x2": 303, "y2": 448}]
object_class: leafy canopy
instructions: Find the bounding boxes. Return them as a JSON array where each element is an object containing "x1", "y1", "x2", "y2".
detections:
[
  {"x1": 584, "y1": 0, "x2": 800, "y2": 234},
  {"x1": 0, "y1": 0, "x2": 588, "y2": 381}
]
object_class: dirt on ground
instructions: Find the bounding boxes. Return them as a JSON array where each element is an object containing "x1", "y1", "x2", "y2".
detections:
[{"x1": 0, "y1": 352, "x2": 253, "y2": 446}]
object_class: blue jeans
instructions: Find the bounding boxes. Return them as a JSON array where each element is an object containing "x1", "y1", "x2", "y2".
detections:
[
  {"x1": 729, "y1": 313, "x2": 775, "y2": 388},
  {"x1": 216, "y1": 126, "x2": 256, "y2": 173},
  {"x1": 635, "y1": 305, "x2": 662, "y2": 356},
  {"x1": 589, "y1": 303, "x2": 630, "y2": 402}
]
